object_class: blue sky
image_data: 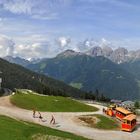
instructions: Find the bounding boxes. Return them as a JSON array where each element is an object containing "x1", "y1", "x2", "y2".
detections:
[{"x1": 0, "y1": 0, "x2": 140, "y2": 59}]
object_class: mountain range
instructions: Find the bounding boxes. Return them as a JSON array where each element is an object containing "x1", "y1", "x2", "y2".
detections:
[
  {"x1": 3, "y1": 46, "x2": 140, "y2": 65},
  {"x1": 86, "y1": 46, "x2": 140, "y2": 64},
  {"x1": 3, "y1": 56, "x2": 31, "y2": 67},
  {"x1": 26, "y1": 50, "x2": 140, "y2": 100},
  {"x1": 2, "y1": 47, "x2": 140, "y2": 100}
]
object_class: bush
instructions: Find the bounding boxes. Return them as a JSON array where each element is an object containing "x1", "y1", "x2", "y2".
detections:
[{"x1": 134, "y1": 101, "x2": 140, "y2": 109}]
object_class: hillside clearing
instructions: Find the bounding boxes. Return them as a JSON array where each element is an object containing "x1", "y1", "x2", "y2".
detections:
[{"x1": 10, "y1": 92, "x2": 98, "y2": 112}]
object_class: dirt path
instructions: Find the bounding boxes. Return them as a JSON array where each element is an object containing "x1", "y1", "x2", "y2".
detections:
[{"x1": 0, "y1": 96, "x2": 139, "y2": 140}]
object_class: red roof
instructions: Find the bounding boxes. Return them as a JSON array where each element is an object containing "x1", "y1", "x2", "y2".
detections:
[{"x1": 123, "y1": 114, "x2": 136, "y2": 121}]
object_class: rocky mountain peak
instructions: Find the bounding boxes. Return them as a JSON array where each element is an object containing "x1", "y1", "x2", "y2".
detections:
[
  {"x1": 86, "y1": 45, "x2": 140, "y2": 64},
  {"x1": 56, "y1": 49, "x2": 83, "y2": 58},
  {"x1": 102, "y1": 46, "x2": 113, "y2": 57},
  {"x1": 87, "y1": 46, "x2": 103, "y2": 56},
  {"x1": 110, "y1": 47, "x2": 128, "y2": 64}
]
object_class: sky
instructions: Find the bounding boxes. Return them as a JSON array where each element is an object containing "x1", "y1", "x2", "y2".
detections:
[{"x1": 0, "y1": 0, "x2": 140, "y2": 59}]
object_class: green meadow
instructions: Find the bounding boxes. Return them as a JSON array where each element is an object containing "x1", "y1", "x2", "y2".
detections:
[
  {"x1": 10, "y1": 92, "x2": 98, "y2": 112},
  {"x1": 0, "y1": 115, "x2": 89, "y2": 140}
]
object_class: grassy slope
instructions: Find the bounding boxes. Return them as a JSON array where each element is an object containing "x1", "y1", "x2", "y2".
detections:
[
  {"x1": 93, "y1": 114, "x2": 119, "y2": 130},
  {"x1": 70, "y1": 82, "x2": 83, "y2": 89},
  {"x1": 10, "y1": 93, "x2": 98, "y2": 112},
  {"x1": 0, "y1": 115, "x2": 88, "y2": 140}
]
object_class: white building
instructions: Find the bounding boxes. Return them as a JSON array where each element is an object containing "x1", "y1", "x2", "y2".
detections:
[{"x1": 121, "y1": 101, "x2": 134, "y2": 109}]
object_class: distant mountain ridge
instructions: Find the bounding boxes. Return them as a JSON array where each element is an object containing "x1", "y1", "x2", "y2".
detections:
[
  {"x1": 86, "y1": 46, "x2": 140, "y2": 64},
  {"x1": 3, "y1": 46, "x2": 140, "y2": 65},
  {"x1": 3, "y1": 49, "x2": 140, "y2": 100},
  {"x1": 3, "y1": 56, "x2": 31, "y2": 66},
  {"x1": 57, "y1": 48, "x2": 140, "y2": 64},
  {"x1": 27, "y1": 52, "x2": 140, "y2": 100},
  {"x1": 57, "y1": 50, "x2": 84, "y2": 58}
]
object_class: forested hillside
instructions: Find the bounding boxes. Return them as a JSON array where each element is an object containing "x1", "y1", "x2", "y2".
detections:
[{"x1": 0, "y1": 58, "x2": 86, "y2": 98}]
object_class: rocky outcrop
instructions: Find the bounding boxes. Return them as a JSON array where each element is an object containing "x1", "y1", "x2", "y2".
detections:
[{"x1": 86, "y1": 46, "x2": 140, "y2": 64}]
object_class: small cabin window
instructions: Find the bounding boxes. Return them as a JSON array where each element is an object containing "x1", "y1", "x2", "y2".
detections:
[
  {"x1": 131, "y1": 119, "x2": 136, "y2": 125},
  {"x1": 123, "y1": 120, "x2": 127, "y2": 123},
  {"x1": 127, "y1": 120, "x2": 131, "y2": 124}
]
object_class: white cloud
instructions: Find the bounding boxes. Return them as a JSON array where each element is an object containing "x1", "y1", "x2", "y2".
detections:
[
  {"x1": 15, "y1": 34, "x2": 49, "y2": 44},
  {"x1": 0, "y1": 35, "x2": 14, "y2": 57},
  {"x1": 77, "y1": 39, "x2": 98, "y2": 52},
  {"x1": 3, "y1": 0, "x2": 33, "y2": 14},
  {"x1": 56, "y1": 37, "x2": 71, "y2": 48},
  {"x1": 32, "y1": 13, "x2": 59, "y2": 20},
  {"x1": 0, "y1": 34, "x2": 58, "y2": 59},
  {"x1": 0, "y1": 0, "x2": 71, "y2": 20},
  {"x1": 14, "y1": 42, "x2": 52, "y2": 59},
  {"x1": 100, "y1": 38, "x2": 111, "y2": 48},
  {"x1": 0, "y1": 33, "x2": 140, "y2": 59},
  {"x1": 76, "y1": 38, "x2": 118, "y2": 52}
]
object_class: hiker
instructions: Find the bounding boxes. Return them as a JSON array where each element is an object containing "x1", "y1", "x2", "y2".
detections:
[
  {"x1": 38, "y1": 111, "x2": 43, "y2": 121},
  {"x1": 50, "y1": 115, "x2": 55, "y2": 124},
  {"x1": 103, "y1": 108, "x2": 105, "y2": 113},
  {"x1": 37, "y1": 111, "x2": 47, "y2": 122},
  {"x1": 33, "y1": 108, "x2": 36, "y2": 118}
]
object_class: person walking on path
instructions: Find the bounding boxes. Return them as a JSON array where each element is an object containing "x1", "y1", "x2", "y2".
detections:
[
  {"x1": 38, "y1": 111, "x2": 43, "y2": 121},
  {"x1": 33, "y1": 108, "x2": 36, "y2": 118},
  {"x1": 50, "y1": 115, "x2": 55, "y2": 124}
]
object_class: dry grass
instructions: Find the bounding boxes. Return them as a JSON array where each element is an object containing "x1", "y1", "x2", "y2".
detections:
[
  {"x1": 78, "y1": 114, "x2": 119, "y2": 130},
  {"x1": 32, "y1": 133, "x2": 71, "y2": 140},
  {"x1": 78, "y1": 116, "x2": 99, "y2": 127}
]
